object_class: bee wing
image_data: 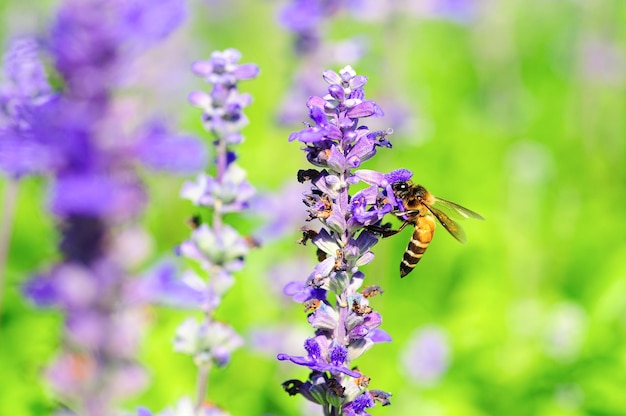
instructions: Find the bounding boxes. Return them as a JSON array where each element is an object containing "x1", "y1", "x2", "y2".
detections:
[
  {"x1": 434, "y1": 197, "x2": 485, "y2": 221},
  {"x1": 424, "y1": 204, "x2": 467, "y2": 244},
  {"x1": 414, "y1": 204, "x2": 467, "y2": 244}
]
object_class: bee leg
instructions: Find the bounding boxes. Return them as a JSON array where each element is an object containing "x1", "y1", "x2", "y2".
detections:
[
  {"x1": 366, "y1": 222, "x2": 393, "y2": 236},
  {"x1": 367, "y1": 221, "x2": 409, "y2": 238}
]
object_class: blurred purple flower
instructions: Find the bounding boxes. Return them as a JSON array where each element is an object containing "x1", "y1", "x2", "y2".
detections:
[
  {"x1": 278, "y1": 0, "x2": 340, "y2": 54},
  {"x1": 181, "y1": 163, "x2": 255, "y2": 212},
  {"x1": 49, "y1": 0, "x2": 186, "y2": 97},
  {"x1": 191, "y1": 49, "x2": 259, "y2": 86},
  {"x1": 579, "y1": 36, "x2": 626, "y2": 85},
  {"x1": 50, "y1": 173, "x2": 146, "y2": 218},
  {"x1": 14, "y1": 0, "x2": 198, "y2": 413},
  {"x1": 140, "y1": 262, "x2": 234, "y2": 313},
  {"x1": 401, "y1": 325, "x2": 451, "y2": 385},
  {"x1": 177, "y1": 223, "x2": 249, "y2": 273},
  {"x1": 123, "y1": 0, "x2": 187, "y2": 45},
  {"x1": 155, "y1": 49, "x2": 259, "y2": 412},
  {"x1": 47, "y1": 352, "x2": 149, "y2": 402},
  {"x1": 174, "y1": 317, "x2": 243, "y2": 368},
  {"x1": 0, "y1": 37, "x2": 54, "y2": 177},
  {"x1": 134, "y1": 120, "x2": 208, "y2": 173},
  {"x1": 250, "y1": 181, "x2": 310, "y2": 242}
]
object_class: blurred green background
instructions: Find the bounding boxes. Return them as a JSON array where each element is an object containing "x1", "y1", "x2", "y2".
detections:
[{"x1": 1, "y1": 0, "x2": 626, "y2": 415}]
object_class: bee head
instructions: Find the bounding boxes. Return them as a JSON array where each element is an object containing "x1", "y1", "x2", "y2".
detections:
[{"x1": 392, "y1": 181, "x2": 410, "y2": 194}]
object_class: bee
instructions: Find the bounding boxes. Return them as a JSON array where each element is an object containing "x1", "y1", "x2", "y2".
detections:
[{"x1": 376, "y1": 181, "x2": 484, "y2": 277}]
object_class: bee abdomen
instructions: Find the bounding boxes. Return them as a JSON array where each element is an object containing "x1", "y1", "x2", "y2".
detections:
[
  {"x1": 400, "y1": 222, "x2": 435, "y2": 278},
  {"x1": 400, "y1": 239, "x2": 429, "y2": 277}
]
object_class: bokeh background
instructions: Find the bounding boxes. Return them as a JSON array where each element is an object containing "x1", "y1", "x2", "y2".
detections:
[{"x1": 1, "y1": 0, "x2": 626, "y2": 415}]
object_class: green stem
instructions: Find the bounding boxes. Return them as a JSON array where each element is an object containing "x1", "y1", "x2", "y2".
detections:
[{"x1": 195, "y1": 361, "x2": 212, "y2": 410}]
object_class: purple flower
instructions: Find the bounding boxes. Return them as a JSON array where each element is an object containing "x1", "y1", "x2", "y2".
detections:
[
  {"x1": 174, "y1": 317, "x2": 243, "y2": 367},
  {"x1": 191, "y1": 48, "x2": 259, "y2": 86},
  {"x1": 349, "y1": 186, "x2": 392, "y2": 227},
  {"x1": 189, "y1": 86, "x2": 253, "y2": 143},
  {"x1": 278, "y1": 338, "x2": 362, "y2": 378},
  {"x1": 49, "y1": 0, "x2": 186, "y2": 97},
  {"x1": 278, "y1": 66, "x2": 401, "y2": 413},
  {"x1": 123, "y1": 0, "x2": 187, "y2": 45},
  {"x1": 155, "y1": 49, "x2": 259, "y2": 413},
  {"x1": 180, "y1": 163, "x2": 255, "y2": 212},
  {"x1": 15, "y1": 0, "x2": 196, "y2": 413},
  {"x1": 342, "y1": 392, "x2": 375, "y2": 416},
  {"x1": 278, "y1": 0, "x2": 344, "y2": 55},
  {"x1": 284, "y1": 280, "x2": 328, "y2": 303},
  {"x1": 177, "y1": 223, "x2": 249, "y2": 272}
]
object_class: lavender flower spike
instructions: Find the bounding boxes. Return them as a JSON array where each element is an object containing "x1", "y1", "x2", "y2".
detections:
[
  {"x1": 140, "y1": 49, "x2": 259, "y2": 414},
  {"x1": 16, "y1": 0, "x2": 200, "y2": 414},
  {"x1": 278, "y1": 65, "x2": 406, "y2": 415}
]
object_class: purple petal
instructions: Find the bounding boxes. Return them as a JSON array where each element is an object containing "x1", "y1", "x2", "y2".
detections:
[
  {"x1": 354, "y1": 169, "x2": 385, "y2": 186},
  {"x1": 322, "y1": 69, "x2": 341, "y2": 85},
  {"x1": 328, "y1": 84, "x2": 345, "y2": 101},
  {"x1": 370, "y1": 328, "x2": 392, "y2": 343},
  {"x1": 188, "y1": 90, "x2": 212, "y2": 107},
  {"x1": 351, "y1": 75, "x2": 368, "y2": 89},
  {"x1": 306, "y1": 95, "x2": 327, "y2": 110},
  {"x1": 364, "y1": 312, "x2": 382, "y2": 328},
  {"x1": 349, "y1": 324, "x2": 370, "y2": 340},
  {"x1": 191, "y1": 60, "x2": 213, "y2": 76},
  {"x1": 284, "y1": 281, "x2": 306, "y2": 297},
  {"x1": 233, "y1": 63, "x2": 260, "y2": 80},
  {"x1": 326, "y1": 146, "x2": 346, "y2": 172},
  {"x1": 346, "y1": 101, "x2": 376, "y2": 119},
  {"x1": 277, "y1": 353, "x2": 313, "y2": 367}
]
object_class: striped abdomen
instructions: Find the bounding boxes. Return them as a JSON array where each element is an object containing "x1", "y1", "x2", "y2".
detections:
[{"x1": 400, "y1": 215, "x2": 436, "y2": 277}]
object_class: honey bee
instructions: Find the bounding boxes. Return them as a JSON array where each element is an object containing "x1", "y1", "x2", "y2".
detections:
[{"x1": 375, "y1": 181, "x2": 484, "y2": 277}]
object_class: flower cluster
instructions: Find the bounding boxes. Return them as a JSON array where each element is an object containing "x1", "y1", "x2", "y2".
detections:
[
  {"x1": 278, "y1": 65, "x2": 411, "y2": 415},
  {"x1": 139, "y1": 49, "x2": 259, "y2": 415},
  {"x1": 10, "y1": 0, "x2": 206, "y2": 414}
]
